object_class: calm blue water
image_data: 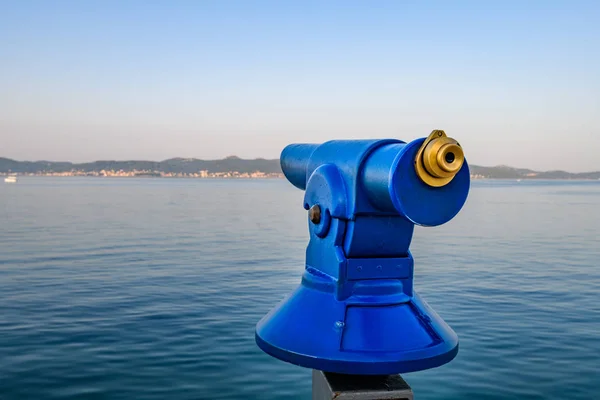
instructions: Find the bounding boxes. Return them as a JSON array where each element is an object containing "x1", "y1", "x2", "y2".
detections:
[{"x1": 1, "y1": 177, "x2": 599, "y2": 399}]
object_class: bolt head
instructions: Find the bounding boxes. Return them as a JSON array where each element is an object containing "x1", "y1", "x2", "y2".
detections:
[{"x1": 309, "y1": 204, "x2": 321, "y2": 224}]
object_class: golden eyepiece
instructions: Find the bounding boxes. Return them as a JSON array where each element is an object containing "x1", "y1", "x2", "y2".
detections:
[{"x1": 415, "y1": 130, "x2": 465, "y2": 187}]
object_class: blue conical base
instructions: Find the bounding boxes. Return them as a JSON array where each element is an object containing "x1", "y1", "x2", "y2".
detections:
[{"x1": 256, "y1": 283, "x2": 458, "y2": 375}]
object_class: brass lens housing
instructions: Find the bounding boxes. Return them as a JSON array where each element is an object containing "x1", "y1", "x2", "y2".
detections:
[{"x1": 415, "y1": 130, "x2": 465, "y2": 187}]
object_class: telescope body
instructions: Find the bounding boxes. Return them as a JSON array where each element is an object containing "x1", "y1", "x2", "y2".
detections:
[{"x1": 256, "y1": 132, "x2": 470, "y2": 375}]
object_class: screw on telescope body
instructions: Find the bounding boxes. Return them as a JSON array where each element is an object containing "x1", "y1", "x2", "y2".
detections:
[{"x1": 309, "y1": 204, "x2": 321, "y2": 224}]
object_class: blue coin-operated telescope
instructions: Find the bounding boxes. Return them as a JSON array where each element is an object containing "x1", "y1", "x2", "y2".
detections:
[{"x1": 256, "y1": 130, "x2": 470, "y2": 375}]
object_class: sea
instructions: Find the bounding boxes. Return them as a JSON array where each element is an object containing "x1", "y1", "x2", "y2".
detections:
[{"x1": 0, "y1": 177, "x2": 599, "y2": 400}]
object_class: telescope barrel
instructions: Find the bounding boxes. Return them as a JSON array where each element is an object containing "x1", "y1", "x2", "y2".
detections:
[
  {"x1": 361, "y1": 142, "x2": 407, "y2": 213},
  {"x1": 279, "y1": 133, "x2": 469, "y2": 226},
  {"x1": 280, "y1": 143, "x2": 319, "y2": 190},
  {"x1": 361, "y1": 140, "x2": 469, "y2": 226}
]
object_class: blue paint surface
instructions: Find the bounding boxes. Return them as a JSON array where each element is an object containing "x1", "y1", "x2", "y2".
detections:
[
  {"x1": 258, "y1": 137, "x2": 467, "y2": 374},
  {"x1": 1, "y1": 178, "x2": 599, "y2": 399}
]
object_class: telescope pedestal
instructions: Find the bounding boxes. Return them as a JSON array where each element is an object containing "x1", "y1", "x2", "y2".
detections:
[{"x1": 312, "y1": 370, "x2": 413, "y2": 400}]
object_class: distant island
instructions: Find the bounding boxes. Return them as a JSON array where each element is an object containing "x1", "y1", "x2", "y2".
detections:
[
  {"x1": 1, "y1": 156, "x2": 599, "y2": 180},
  {"x1": 0, "y1": 156, "x2": 283, "y2": 179}
]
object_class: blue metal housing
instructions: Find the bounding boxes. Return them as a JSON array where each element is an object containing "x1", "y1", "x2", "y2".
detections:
[{"x1": 255, "y1": 136, "x2": 470, "y2": 375}]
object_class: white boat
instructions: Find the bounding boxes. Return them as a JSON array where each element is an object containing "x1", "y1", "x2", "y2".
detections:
[{"x1": 4, "y1": 176, "x2": 17, "y2": 183}]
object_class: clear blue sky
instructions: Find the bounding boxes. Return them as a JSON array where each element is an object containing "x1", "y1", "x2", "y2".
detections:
[{"x1": 1, "y1": 0, "x2": 599, "y2": 171}]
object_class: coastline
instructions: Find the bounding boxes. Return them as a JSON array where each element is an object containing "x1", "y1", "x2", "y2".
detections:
[
  {"x1": 0, "y1": 171, "x2": 284, "y2": 179},
  {"x1": 2, "y1": 173, "x2": 599, "y2": 181}
]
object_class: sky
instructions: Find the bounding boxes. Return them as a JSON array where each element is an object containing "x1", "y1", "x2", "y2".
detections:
[{"x1": 1, "y1": 0, "x2": 599, "y2": 171}]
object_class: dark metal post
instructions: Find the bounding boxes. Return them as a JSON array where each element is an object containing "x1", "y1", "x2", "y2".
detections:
[{"x1": 312, "y1": 370, "x2": 413, "y2": 400}]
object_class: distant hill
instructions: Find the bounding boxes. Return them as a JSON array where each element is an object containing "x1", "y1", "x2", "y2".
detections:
[
  {"x1": 469, "y1": 165, "x2": 600, "y2": 180},
  {"x1": 0, "y1": 156, "x2": 598, "y2": 179},
  {"x1": 0, "y1": 156, "x2": 282, "y2": 175}
]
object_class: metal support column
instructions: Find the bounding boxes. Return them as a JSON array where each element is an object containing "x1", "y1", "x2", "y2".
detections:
[{"x1": 312, "y1": 370, "x2": 413, "y2": 400}]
